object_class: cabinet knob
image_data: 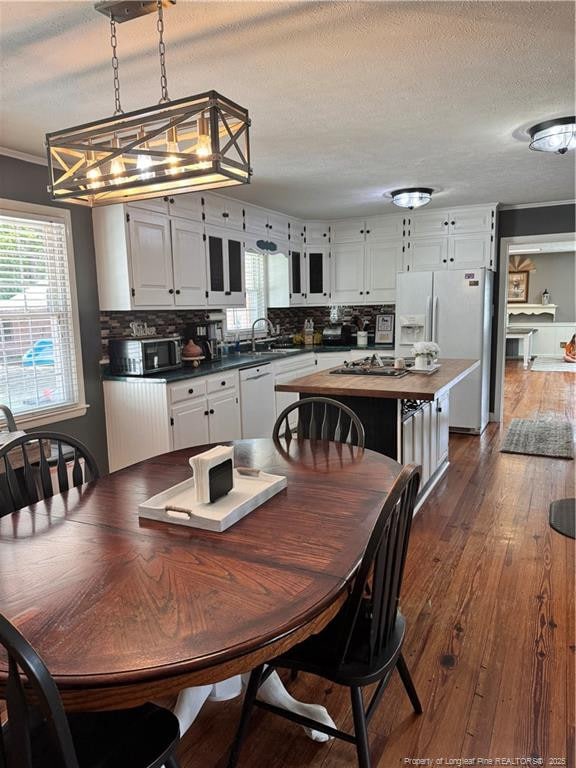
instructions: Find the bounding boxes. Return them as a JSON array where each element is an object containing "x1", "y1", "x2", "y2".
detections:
[
  {"x1": 188, "y1": 388, "x2": 194, "y2": 394},
  {"x1": 221, "y1": 381, "x2": 226, "y2": 386},
  {"x1": 360, "y1": 229, "x2": 364, "y2": 234},
  {"x1": 175, "y1": 289, "x2": 181, "y2": 295},
  {"x1": 163, "y1": 196, "x2": 168, "y2": 202},
  {"x1": 359, "y1": 291, "x2": 364, "y2": 295},
  {"x1": 222, "y1": 212, "x2": 229, "y2": 218},
  {"x1": 442, "y1": 259, "x2": 447, "y2": 263},
  {"x1": 437, "y1": 406, "x2": 443, "y2": 412},
  {"x1": 225, "y1": 291, "x2": 232, "y2": 296},
  {"x1": 366, "y1": 290, "x2": 370, "y2": 295},
  {"x1": 443, "y1": 221, "x2": 448, "y2": 226},
  {"x1": 323, "y1": 233, "x2": 327, "y2": 237},
  {"x1": 209, "y1": 408, "x2": 215, "y2": 415},
  {"x1": 323, "y1": 292, "x2": 327, "y2": 296},
  {"x1": 168, "y1": 288, "x2": 174, "y2": 294},
  {"x1": 449, "y1": 258, "x2": 454, "y2": 262},
  {"x1": 204, "y1": 410, "x2": 209, "y2": 416},
  {"x1": 450, "y1": 220, "x2": 455, "y2": 226}
]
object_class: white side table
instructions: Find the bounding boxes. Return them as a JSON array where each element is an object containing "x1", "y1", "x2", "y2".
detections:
[{"x1": 506, "y1": 328, "x2": 537, "y2": 369}]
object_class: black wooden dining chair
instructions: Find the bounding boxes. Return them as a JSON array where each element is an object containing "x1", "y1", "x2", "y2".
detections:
[
  {"x1": 0, "y1": 431, "x2": 100, "y2": 515},
  {"x1": 227, "y1": 464, "x2": 422, "y2": 768},
  {"x1": 272, "y1": 396, "x2": 365, "y2": 447},
  {"x1": 0, "y1": 613, "x2": 181, "y2": 768},
  {"x1": 0, "y1": 405, "x2": 17, "y2": 433}
]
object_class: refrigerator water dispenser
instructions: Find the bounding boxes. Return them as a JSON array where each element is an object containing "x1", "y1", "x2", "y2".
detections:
[{"x1": 398, "y1": 315, "x2": 426, "y2": 345}]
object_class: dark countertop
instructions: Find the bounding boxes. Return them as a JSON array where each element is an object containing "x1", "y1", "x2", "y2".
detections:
[{"x1": 101, "y1": 345, "x2": 394, "y2": 383}]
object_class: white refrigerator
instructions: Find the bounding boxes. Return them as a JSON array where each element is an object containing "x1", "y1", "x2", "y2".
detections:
[{"x1": 395, "y1": 269, "x2": 492, "y2": 433}]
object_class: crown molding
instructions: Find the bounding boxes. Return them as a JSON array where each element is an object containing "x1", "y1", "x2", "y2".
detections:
[
  {"x1": 0, "y1": 147, "x2": 47, "y2": 166},
  {"x1": 500, "y1": 200, "x2": 575, "y2": 210}
]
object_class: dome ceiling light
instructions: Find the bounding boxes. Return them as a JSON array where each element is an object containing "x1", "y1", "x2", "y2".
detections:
[
  {"x1": 46, "y1": 0, "x2": 251, "y2": 207},
  {"x1": 390, "y1": 188, "x2": 433, "y2": 210},
  {"x1": 528, "y1": 116, "x2": 576, "y2": 154}
]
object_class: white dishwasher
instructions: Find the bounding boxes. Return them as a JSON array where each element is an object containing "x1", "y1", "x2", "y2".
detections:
[{"x1": 239, "y1": 364, "x2": 276, "y2": 438}]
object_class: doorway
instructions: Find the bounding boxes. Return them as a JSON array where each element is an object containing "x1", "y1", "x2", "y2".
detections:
[{"x1": 494, "y1": 233, "x2": 576, "y2": 423}]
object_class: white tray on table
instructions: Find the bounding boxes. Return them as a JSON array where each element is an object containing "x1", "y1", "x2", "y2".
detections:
[{"x1": 138, "y1": 469, "x2": 287, "y2": 532}]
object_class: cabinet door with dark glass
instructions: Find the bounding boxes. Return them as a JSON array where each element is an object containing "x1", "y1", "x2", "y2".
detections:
[
  {"x1": 289, "y1": 248, "x2": 306, "y2": 306},
  {"x1": 305, "y1": 247, "x2": 330, "y2": 305},
  {"x1": 206, "y1": 226, "x2": 245, "y2": 306}
]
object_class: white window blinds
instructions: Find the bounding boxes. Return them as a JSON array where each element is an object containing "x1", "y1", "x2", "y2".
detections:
[
  {"x1": 0, "y1": 208, "x2": 81, "y2": 420},
  {"x1": 226, "y1": 250, "x2": 267, "y2": 334}
]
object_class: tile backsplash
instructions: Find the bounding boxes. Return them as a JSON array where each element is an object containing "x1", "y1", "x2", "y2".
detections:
[
  {"x1": 100, "y1": 304, "x2": 395, "y2": 360},
  {"x1": 267, "y1": 304, "x2": 395, "y2": 336},
  {"x1": 100, "y1": 310, "x2": 209, "y2": 360}
]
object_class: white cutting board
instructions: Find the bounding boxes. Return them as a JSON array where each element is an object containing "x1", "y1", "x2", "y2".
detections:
[{"x1": 138, "y1": 469, "x2": 287, "y2": 532}]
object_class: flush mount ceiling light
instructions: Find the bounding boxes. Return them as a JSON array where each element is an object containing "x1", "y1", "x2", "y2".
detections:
[
  {"x1": 390, "y1": 188, "x2": 433, "y2": 210},
  {"x1": 528, "y1": 116, "x2": 576, "y2": 154},
  {"x1": 46, "y1": 1, "x2": 251, "y2": 207}
]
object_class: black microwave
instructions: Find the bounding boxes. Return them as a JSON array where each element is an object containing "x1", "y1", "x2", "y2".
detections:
[{"x1": 108, "y1": 337, "x2": 182, "y2": 376}]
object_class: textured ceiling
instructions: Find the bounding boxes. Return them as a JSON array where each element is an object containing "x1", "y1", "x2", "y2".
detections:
[{"x1": 0, "y1": 1, "x2": 574, "y2": 218}]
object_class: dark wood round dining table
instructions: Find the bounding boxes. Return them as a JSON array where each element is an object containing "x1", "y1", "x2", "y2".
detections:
[{"x1": 0, "y1": 439, "x2": 401, "y2": 711}]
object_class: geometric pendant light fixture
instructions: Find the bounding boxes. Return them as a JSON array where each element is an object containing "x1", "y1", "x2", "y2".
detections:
[{"x1": 46, "y1": 1, "x2": 251, "y2": 206}]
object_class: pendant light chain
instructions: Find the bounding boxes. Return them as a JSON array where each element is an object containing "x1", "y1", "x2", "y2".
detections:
[
  {"x1": 157, "y1": 0, "x2": 170, "y2": 103},
  {"x1": 109, "y1": 15, "x2": 123, "y2": 115}
]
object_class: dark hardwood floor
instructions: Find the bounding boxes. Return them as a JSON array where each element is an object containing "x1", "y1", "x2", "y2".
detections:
[{"x1": 178, "y1": 360, "x2": 575, "y2": 767}]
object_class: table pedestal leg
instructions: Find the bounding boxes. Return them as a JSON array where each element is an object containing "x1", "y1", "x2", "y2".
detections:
[{"x1": 174, "y1": 670, "x2": 336, "y2": 743}]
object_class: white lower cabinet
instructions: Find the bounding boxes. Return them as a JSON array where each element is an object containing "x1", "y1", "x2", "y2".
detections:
[
  {"x1": 171, "y1": 373, "x2": 241, "y2": 449},
  {"x1": 401, "y1": 394, "x2": 449, "y2": 491},
  {"x1": 171, "y1": 399, "x2": 210, "y2": 450}
]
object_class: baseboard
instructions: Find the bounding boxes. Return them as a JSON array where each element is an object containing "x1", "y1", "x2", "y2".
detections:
[{"x1": 414, "y1": 461, "x2": 449, "y2": 514}]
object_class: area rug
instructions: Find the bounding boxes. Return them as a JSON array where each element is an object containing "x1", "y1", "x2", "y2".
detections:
[
  {"x1": 501, "y1": 417, "x2": 574, "y2": 459},
  {"x1": 531, "y1": 356, "x2": 576, "y2": 373},
  {"x1": 549, "y1": 498, "x2": 576, "y2": 539}
]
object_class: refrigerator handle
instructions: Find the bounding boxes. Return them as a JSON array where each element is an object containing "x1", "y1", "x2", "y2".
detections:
[
  {"x1": 425, "y1": 295, "x2": 432, "y2": 341},
  {"x1": 432, "y1": 296, "x2": 439, "y2": 343}
]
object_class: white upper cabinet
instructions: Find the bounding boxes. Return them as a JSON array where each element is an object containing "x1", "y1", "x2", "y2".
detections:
[
  {"x1": 366, "y1": 214, "x2": 406, "y2": 241},
  {"x1": 288, "y1": 220, "x2": 306, "y2": 244},
  {"x1": 267, "y1": 212, "x2": 290, "y2": 241},
  {"x1": 331, "y1": 242, "x2": 366, "y2": 303},
  {"x1": 289, "y1": 247, "x2": 306, "y2": 306},
  {"x1": 364, "y1": 239, "x2": 403, "y2": 302},
  {"x1": 244, "y1": 205, "x2": 269, "y2": 234},
  {"x1": 409, "y1": 205, "x2": 496, "y2": 238},
  {"x1": 167, "y1": 193, "x2": 204, "y2": 221},
  {"x1": 203, "y1": 194, "x2": 244, "y2": 230},
  {"x1": 170, "y1": 218, "x2": 207, "y2": 306},
  {"x1": 205, "y1": 226, "x2": 245, "y2": 306},
  {"x1": 448, "y1": 207, "x2": 495, "y2": 234},
  {"x1": 332, "y1": 219, "x2": 366, "y2": 244},
  {"x1": 305, "y1": 246, "x2": 331, "y2": 304},
  {"x1": 244, "y1": 206, "x2": 289, "y2": 240},
  {"x1": 128, "y1": 208, "x2": 174, "y2": 306},
  {"x1": 449, "y1": 233, "x2": 494, "y2": 269},
  {"x1": 408, "y1": 211, "x2": 451, "y2": 238},
  {"x1": 408, "y1": 237, "x2": 450, "y2": 271},
  {"x1": 127, "y1": 197, "x2": 169, "y2": 215},
  {"x1": 305, "y1": 221, "x2": 331, "y2": 245}
]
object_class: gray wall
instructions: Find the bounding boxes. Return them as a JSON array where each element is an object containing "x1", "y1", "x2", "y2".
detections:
[
  {"x1": 0, "y1": 155, "x2": 108, "y2": 472},
  {"x1": 522, "y1": 251, "x2": 575, "y2": 322}
]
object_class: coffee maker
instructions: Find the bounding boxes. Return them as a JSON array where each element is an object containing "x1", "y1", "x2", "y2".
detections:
[{"x1": 185, "y1": 319, "x2": 224, "y2": 361}]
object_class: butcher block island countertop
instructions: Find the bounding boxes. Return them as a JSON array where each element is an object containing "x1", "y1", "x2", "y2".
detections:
[{"x1": 275, "y1": 358, "x2": 480, "y2": 401}]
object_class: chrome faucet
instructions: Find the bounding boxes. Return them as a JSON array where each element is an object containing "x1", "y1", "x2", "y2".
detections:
[{"x1": 251, "y1": 317, "x2": 276, "y2": 352}]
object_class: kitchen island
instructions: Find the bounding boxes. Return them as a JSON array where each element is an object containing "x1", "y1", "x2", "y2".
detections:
[{"x1": 275, "y1": 358, "x2": 479, "y2": 504}]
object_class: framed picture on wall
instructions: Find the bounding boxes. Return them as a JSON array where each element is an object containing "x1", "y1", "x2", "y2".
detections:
[{"x1": 508, "y1": 270, "x2": 530, "y2": 303}]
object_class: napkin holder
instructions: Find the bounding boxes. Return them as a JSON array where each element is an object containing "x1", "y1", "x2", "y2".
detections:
[{"x1": 190, "y1": 445, "x2": 234, "y2": 504}]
